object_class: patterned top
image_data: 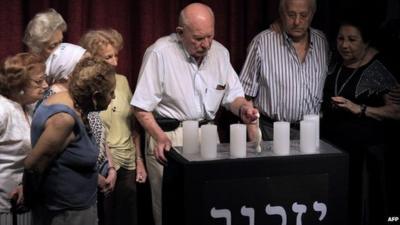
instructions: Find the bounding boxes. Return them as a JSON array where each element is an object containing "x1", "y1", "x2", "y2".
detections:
[
  {"x1": 321, "y1": 54, "x2": 397, "y2": 148},
  {"x1": 88, "y1": 112, "x2": 107, "y2": 166},
  {"x1": 240, "y1": 28, "x2": 329, "y2": 122}
]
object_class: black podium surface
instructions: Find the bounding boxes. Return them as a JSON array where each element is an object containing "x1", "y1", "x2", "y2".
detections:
[{"x1": 163, "y1": 140, "x2": 348, "y2": 225}]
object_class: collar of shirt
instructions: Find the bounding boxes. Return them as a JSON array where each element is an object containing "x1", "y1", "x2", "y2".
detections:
[
  {"x1": 282, "y1": 29, "x2": 315, "y2": 50},
  {"x1": 175, "y1": 34, "x2": 209, "y2": 67}
]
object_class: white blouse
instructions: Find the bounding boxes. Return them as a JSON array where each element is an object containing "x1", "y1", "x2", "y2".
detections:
[{"x1": 0, "y1": 95, "x2": 32, "y2": 212}]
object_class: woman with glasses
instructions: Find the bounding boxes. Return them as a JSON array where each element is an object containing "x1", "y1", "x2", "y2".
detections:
[{"x1": 0, "y1": 52, "x2": 48, "y2": 225}]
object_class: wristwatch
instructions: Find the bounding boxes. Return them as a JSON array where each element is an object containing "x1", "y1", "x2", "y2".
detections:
[{"x1": 360, "y1": 104, "x2": 367, "y2": 117}]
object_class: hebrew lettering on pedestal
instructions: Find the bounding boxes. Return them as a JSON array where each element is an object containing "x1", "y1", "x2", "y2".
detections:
[
  {"x1": 240, "y1": 206, "x2": 255, "y2": 225},
  {"x1": 211, "y1": 207, "x2": 232, "y2": 225},
  {"x1": 313, "y1": 201, "x2": 327, "y2": 221},
  {"x1": 292, "y1": 202, "x2": 307, "y2": 225},
  {"x1": 265, "y1": 204, "x2": 287, "y2": 225}
]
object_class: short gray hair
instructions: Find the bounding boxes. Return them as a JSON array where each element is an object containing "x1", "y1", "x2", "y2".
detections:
[
  {"x1": 178, "y1": 9, "x2": 188, "y2": 27},
  {"x1": 279, "y1": 0, "x2": 317, "y2": 14},
  {"x1": 23, "y1": 9, "x2": 67, "y2": 54}
]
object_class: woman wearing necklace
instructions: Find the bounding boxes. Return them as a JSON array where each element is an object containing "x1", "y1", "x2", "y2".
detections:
[
  {"x1": 321, "y1": 16, "x2": 399, "y2": 225},
  {"x1": 0, "y1": 52, "x2": 48, "y2": 225}
]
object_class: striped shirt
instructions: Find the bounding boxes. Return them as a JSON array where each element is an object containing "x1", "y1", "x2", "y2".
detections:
[{"x1": 240, "y1": 28, "x2": 329, "y2": 122}]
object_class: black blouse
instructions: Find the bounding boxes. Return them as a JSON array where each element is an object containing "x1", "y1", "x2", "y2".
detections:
[{"x1": 321, "y1": 53, "x2": 396, "y2": 151}]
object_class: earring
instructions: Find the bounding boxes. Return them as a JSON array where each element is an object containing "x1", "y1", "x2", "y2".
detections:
[{"x1": 19, "y1": 90, "x2": 24, "y2": 95}]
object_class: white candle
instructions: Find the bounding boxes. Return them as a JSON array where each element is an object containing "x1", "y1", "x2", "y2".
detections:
[
  {"x1": 300, "y1": 120, "x2": 317, "y2": 153},
  {"x1": 273, "y1": 121, "x2": 290, "y2": 155},
  {"x1": 230, "y1": 124, "x2": 247, "y2": 158},
  {"x1": 255, "y1": 127, "x2": 262, "y2": 153},
  {"x1": 303, "y1": 114, "x2": 320, "y2": 148},
  {"x1": 183, "y1": 120, "x2": 199, "y2": 154},
  {"x1": 200, "y1": 124, "x2": 218, "y2": 159}
]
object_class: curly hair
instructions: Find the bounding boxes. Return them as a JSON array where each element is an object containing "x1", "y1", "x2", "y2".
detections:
[
  {"x1": 23, "y1": 8, "x2": 67, "y2": 54},
  {"x1": 68, "y1": 57, "x2": 115, "y2": 114},
  {"x1": 0, "y1": 53, "x2": 45, "y2": 98},
  {"x1": 79, "y1": 28, "x2": 123, "y2": 57}
]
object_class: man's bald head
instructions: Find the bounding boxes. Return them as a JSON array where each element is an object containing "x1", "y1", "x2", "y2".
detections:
[
  {"x1": 176, "y1": 3, "x2": 215, "y2": 63},
  {"x1": 179, "y1": 3, "x2": 214, "y2": 28}
]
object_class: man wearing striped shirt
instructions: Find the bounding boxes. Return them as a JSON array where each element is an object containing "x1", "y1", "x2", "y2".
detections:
[{"x1": 240, "y1": 0, "x2": 329, "y2": 140}]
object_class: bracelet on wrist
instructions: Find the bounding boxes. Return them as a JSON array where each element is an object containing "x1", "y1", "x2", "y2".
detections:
[
  {"x1": 108, "y1": 166, "x2": 116, "y2": 172},
  {"x1": 136, "y1": 156, "x2": 143, "y2": 161},
  {"x1": 359, "y1": 104, "x2": 367, "y2": 117}
]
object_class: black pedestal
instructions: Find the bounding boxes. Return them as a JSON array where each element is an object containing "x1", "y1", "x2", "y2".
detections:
[{"x1": 163, "y1": 140, "x2": 348, "y2": 225}]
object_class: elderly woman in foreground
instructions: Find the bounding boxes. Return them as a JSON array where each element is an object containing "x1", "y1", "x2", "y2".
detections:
[
  {"x1": 0, "y1": 52, "x2": 47, "y2": 225},
  {"x1": 24, "y1": 57, "x2": 116, "y2": 225}
]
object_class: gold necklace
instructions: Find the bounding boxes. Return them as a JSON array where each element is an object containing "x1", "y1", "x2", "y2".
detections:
[
  {"x1": 334, "y1": 66, "x2": 360, "y2": 96},
  {"x1": 334, "y1": 48, "x2": 369, "y2": 96}
]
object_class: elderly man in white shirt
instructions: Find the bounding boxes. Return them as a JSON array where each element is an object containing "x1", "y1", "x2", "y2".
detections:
[{"x1": 131, "y1": 3, "x2": 258, "y2": 225}]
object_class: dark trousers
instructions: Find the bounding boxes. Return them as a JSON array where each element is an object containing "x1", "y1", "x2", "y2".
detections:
[
  {"x1": 32, "y1": 204, "x2": 97, "y2": 225},
  {"x1": 99, "y1": 167, "x2": 138, "y2": 225}
]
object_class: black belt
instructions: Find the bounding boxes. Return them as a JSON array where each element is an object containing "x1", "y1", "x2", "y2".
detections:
[
  {"x1": 156, "y1": 118, "x2": 213, "y2": 132},
  {"x1": 259, "y1": 114, "x2": 300, "y2": 129}
]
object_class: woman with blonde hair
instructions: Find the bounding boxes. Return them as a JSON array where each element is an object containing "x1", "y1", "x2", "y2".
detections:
[{"x1": 80, "y1": 28, "x2": 146, "y2": 225}]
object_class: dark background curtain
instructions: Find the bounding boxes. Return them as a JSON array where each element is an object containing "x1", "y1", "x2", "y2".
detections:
[
  {"x1": 0, "y1": 1, "x2": 397, "y2": 224},
  {"x1": 0, "y1": 0, "x2": 394, "y2": 90}
]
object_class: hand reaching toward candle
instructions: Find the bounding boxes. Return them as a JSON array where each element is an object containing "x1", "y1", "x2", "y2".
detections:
[
  {"x1": 247, "y1": 120, "x2": 263, "y2": 151},
  {"x1": 240, "y1": 105, "x2": 260, "y2": 124}
]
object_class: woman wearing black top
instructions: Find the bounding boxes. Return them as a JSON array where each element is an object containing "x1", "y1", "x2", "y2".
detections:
[{"x1": 321, "y1": 16, "x2": 399, "y2": 225}]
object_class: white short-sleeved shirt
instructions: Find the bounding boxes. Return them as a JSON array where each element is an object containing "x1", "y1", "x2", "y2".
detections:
[
  {"x1": 131, "y1": 33, "x2": 244, "y2": 120},
  {"x1": 0, "y1": 95, "x2": 32, "y2": 212}
]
